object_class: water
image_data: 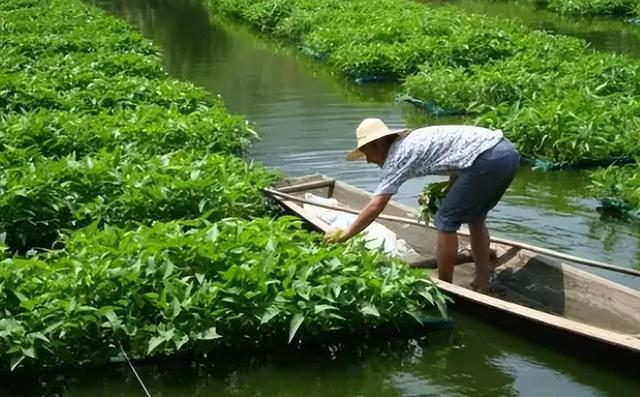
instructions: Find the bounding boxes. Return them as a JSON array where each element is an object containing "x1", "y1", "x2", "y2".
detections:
[
  {"x1": 15, "y1": 0, "x2": 638, "y2": 394},
  {"x1": 5, "y1": 313, "x2": 639, "y2": 396}
]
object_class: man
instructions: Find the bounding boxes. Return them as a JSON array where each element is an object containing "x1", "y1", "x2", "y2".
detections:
[{"x1": 325, "y1": 118, "x2": 519, "y2": 293}]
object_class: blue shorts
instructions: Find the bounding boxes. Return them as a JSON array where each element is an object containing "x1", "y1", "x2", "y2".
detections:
[{"x1": 434, "y1": 138, "x2": 520, "y2": 232}]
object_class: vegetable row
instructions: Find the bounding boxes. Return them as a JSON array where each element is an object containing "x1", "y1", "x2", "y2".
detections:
[
  {"x1": 0, "y1": 0, "x2": 448, "y2": 370},
  {"x1": 1, "y1": 217, "x2": 445, "y2": 370},
  {"x1": 530, "y1": 0, "x2": 640, "y2": 19}
]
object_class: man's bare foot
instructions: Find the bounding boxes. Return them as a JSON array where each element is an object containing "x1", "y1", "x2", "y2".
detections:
[{"x1": 470, "y1": 280, "x2": 489, "y2": 294}]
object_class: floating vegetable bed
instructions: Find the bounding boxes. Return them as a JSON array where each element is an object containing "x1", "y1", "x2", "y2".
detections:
[
  {"x1": 0, "y1": 217, "x2": 446, "y2": 370},
  {"x1": 0, "y1": 151, "x2": 277, "y2": 253},
  {"x1": 0, "y1": 0, "x2": 448, "y2": 370},
  {"x1": 530, "y1": 0, "x2": 640, "y2": 19}
]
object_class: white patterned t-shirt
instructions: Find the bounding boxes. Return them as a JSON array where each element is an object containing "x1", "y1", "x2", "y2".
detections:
[{"x1": 374, "y1": 125, "x2": 503, "y2": 195}]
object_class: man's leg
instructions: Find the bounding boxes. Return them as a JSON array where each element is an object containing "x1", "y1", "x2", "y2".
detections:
[
  {"x1": 437, "y1": 230, "x2": 458, "y2": 282},
  {"x1": 468, "y1": 220, "x2": 490, "y2": 293}
]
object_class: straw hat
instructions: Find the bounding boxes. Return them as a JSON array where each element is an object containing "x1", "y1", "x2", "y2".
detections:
[{"x1": 345, "y1": 118, "x2": 407, "y2": 161}]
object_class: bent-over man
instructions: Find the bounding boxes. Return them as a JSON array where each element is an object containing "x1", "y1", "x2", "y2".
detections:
[{"x1": 325, "y1": 118, "x2": 520, "y2": 293}]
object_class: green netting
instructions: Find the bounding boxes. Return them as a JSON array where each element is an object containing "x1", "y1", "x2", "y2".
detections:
[
  {"x1": 354, "y1": 74, "x2": 395, "y2": 84},
  {"x1": 598, "y1": 198, "x2": 640, "y2": 221},
  {"x1": 526, "y1": 156, "x2": 636, "y2": 171},
  {"x1": 396, "y1": 95, "x2": 464, "y2": 117}
]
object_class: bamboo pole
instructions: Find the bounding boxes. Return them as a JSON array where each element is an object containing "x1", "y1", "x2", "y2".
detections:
[{"x1": 264, "y1": 188, "x2": 640, "y2": 277}]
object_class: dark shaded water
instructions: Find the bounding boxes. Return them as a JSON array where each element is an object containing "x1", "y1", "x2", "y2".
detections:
[
  {"x1": 6, "y1": 0, "x2": 637, "y2": 395},
  {"x1": 5, "y1": 314, "x2": 639, "y2": 396}
]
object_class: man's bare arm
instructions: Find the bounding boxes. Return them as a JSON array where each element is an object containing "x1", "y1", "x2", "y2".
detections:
[{"x1": 338, "y1": 194, "x2": 392, "y2": 242}]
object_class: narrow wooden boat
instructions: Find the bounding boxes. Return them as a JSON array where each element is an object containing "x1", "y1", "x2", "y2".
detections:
[{"x1": 268, "y1": 174, "x2": 640, "y2": 360}]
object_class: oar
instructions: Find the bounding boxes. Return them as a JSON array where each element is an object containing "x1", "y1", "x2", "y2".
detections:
[{"x1": 264, "y1": 188, "x2": 640, "y2": 277}]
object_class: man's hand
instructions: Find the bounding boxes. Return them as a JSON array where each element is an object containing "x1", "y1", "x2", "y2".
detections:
[
  {"x1": 323, "y1": 194, "x2": 392, "y2": 245},
  {"x1": 324, "y1": 228, "x2": 344, "y2": 244}
]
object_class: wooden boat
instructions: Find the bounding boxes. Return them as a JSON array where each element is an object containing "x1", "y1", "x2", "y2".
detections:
[{"x1": 267, "y1": 174, "x2": 640, "y2": 361}]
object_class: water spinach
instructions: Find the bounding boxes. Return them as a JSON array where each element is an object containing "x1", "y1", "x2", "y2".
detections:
[{"x1": 0, "y1": 0, "x2": 449, "y2": 370}]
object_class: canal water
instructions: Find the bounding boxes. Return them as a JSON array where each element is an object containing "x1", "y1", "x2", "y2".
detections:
[
  {"x1": 11, "y1": 0, "x2": 637, "y2": 395},
  {"x1": 30, "y1": 315, "x2": 640, "y2": 396}
]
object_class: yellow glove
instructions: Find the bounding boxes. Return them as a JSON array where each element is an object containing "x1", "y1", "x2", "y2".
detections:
[{"x1": 323, "y1": 228, "x2": 344, "y2": 244}]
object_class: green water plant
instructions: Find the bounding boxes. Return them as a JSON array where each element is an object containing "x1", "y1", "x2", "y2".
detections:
[
  {"x1": 205, "y1": 0, "x2": 640, "y2": 168},
  {"x1": 418, "y1": 182, "x2": 449, "y2": 222},
  {"x1": 0, "y1": 0, "x2": 450, "y2": 373},
  {"x1": 0, "y1": 102, "x2": 256, "y2": 159},
  {"x1": 541, "y1": 0, "x2": 640, "y2": 18},
  {"x1": 590, "y1": 161, "x2": 640, "y2": 219},
  {"x1": 0, "y1": 150, "x2": 277, "y2": 252},
  {"x1": 0, "y1": 217, "x2": 448, "y2": 370}
]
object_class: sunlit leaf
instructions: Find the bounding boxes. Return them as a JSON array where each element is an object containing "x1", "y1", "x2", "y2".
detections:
[
  {"x1": 359, "y1": 303, "x2": 380, "y2": 317},
  {"x1": 147, "y1": 336, "x2": 165, "y2": 355},
  {"x1": 288, "y1": 312, "x2": 305, "y2": 343}
]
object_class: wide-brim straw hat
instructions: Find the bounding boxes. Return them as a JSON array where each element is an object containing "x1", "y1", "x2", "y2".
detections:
[{"x1": 345, "y1": 118, "x2": 407, "y2": 161}]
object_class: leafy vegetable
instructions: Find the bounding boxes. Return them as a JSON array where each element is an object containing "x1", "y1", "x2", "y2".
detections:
[
  {"x1": 0, "y1": 217, "x2": 449, "y2": 369},
  {"x1": 0, "y1": 0, "x2": 449, "y2": 372},
  {"x1": 418, "y1": 182, "x2": 449, "y2": 222},
  {"x1": 0, "y1": 150, "x2": 277, "y2": 253}
]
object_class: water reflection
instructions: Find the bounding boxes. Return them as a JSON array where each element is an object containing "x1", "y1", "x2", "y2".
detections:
[{"x1": 11, "y1": 313, "x2": 630, "y2": 397}]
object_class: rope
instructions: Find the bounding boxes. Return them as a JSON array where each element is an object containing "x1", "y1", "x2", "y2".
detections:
[{"x1": 119, "y1": 344, "x2": 152, "y2": 397}]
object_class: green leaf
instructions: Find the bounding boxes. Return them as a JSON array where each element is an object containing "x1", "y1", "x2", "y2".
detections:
[
  {"x1": 435, "y1": 296, "x2": 448, "y2": 320},
  {"x1": 404, "y1": 310, "x2": 425, "y2": 326},
  {"x1": 194, "y1": 326, "x2": 222, "y2": 341},
  {"x1": 359, "y1": 303, "x2": 380, "y2": 317},
  {"x1": 19, "y1": 299, "x2": 36, "y2": 312},
  {"x1": 170, "y1": 297, "x2": 181, "y2": 319},
  {"x1": 206, "y1": 225, "x2": 219, "y2": 242},
  {"x1": 147, "y1": 336, "x2": 165, "y2": 355},
  {"x1": 105, "y1": 309, "x2": 118, "y2": 324},
  {"x1": 10, "y1": 355, "x2": 25, "y2": 372},
  {"x1": 43, "y1": 321, "x2": 64, "y2": 335},
  {"x1": 31, "y1": 332, "x2": 50, "y2": 343},
  {"x1": 265, "y1": 235, "x2": 277, "y2": 252},
  {"x1": 173, "y1": 334, "x2": 189, "y2": 350},
  {"x1": 21, "y1": 346, "x2": 36, "y2": 359},
  {"x1": 13, "y1": 290, "x2": 28, "y2": 303},
  {"x1": 288, "y1": 312, "x2": 304, "y2": 343},
  {"x1": 162, "y1": 259, "x2": 175, "y2": 280},
  {"x1": 260, "y1": 307, "x2": 280, "y2": 325},
  {"x1": 418, "y1": 290, "x2": 435, "y2": 306},
  {"x1": 313, "y1": 304, "x2": 337, "y2": 314}
]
